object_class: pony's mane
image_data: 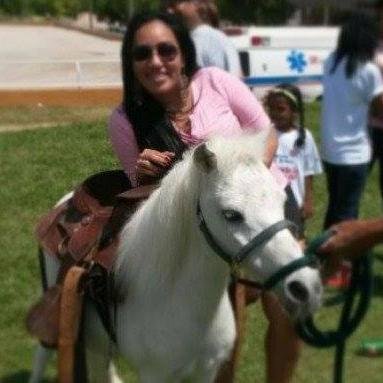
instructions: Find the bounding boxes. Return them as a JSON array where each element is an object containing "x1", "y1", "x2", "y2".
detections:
[
  {"x1": 115, "y1": 149, "x2": 199, "y2": 293},
  {"x1": 115, "y1": 132, "x2": 267, "y2": 293},
  {"x1": 204, "y1": 132, "x2": 267, "y2": 173}
]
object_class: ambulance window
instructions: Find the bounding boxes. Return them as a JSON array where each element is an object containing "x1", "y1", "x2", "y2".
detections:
[{"x1": 239, "y1": 51, "x2": 249, "y2": 77}]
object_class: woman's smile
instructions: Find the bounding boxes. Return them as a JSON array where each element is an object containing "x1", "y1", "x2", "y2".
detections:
[{"x1": 146, "y1": 70, "x2": 169, "y2": 84}]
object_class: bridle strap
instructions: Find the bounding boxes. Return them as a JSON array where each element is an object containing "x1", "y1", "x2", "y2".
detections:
[
  {"x1": 196, "y1": 201, "x2": 322, "y2": 290},
  {"x1": 263, "y1": 252, "x2": 317, "y2": 290},
  {"x1": 197, "y1": 202, "x2": 297, "y2": 269},
  {"x1": 234, "y1": 219, "x2": 296, "y2": 264},
  {"x1": 197, "y1": 203, "x2": 235, "y2": 265},
  {"x1": 235, "y1": 248, "x2": 317, "y2": 290}
]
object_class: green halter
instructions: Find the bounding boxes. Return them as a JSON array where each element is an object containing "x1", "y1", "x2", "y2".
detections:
[{"x1": 197, "y1": 201, "x2": 319, "y2": 290}]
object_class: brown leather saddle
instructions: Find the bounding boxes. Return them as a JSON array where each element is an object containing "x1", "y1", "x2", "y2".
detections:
[{"x1": 26, "y1": 170, "x2": 157, "y2": 348}]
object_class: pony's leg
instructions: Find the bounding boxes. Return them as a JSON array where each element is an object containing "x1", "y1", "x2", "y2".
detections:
[
  {"x1": 109, "y1": 362, "x2": 123, "y2": 383},
  {"x1": 138, "y1": 370, "x2": 168, "y2": 383},
  {"x1": 86, "y1": 348, "x2": 124, "y2": 383},
  {"x1": 86, "y1": 347, "x2": 112, "y2": 383},
  {"x1": 29, "y1": 252, "x2": 60, "y2": 383},
  {"x1": 84, "y1": 303, "x2": 120, "y2": 383},
  {"x1": 190, "y1": 361, "x2": 221, "y2": 383},
  {"x1": 28, "y1": 343, "x2": 53, "y2": 383},
  {"x1": 215, "y1": 282, "x2": 247, "y2": 383},
  {"x1": 216, "y1": 284, "x2": 247, "y2": 383}
]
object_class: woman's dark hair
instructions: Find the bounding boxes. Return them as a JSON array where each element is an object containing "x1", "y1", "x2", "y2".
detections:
[
  {"x1": 121, "y1": 11, "x2": 198, "y2": 156},
  {"x1": 265, "y1": 83, "x2": 306, "y2": 148},
  {"x1": 331, "y1": 12, "x2": 379, "y2": 78}
]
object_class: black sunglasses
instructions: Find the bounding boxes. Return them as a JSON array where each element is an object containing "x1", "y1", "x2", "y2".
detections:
[{"x1": 132, "y1": 42, "x2": 179, "y2": 62}]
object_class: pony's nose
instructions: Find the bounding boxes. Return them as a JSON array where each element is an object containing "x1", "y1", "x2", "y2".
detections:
[{"x1": 287, "y1": 280, "x2": 309, "y2": 303}]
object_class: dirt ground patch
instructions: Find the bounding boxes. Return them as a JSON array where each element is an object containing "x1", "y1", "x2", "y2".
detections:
[{"x1": 0, "y1": 87, "x2": 122, "y2": 107}]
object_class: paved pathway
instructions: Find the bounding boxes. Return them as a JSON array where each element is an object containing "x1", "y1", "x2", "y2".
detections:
[{"x1": 0, "y1": 25, "x2": 122, "y2": 88}]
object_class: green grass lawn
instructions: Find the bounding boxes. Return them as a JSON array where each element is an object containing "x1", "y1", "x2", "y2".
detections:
[{"x1": 0, "y1": 103, "x2": 382, "y2": 382}]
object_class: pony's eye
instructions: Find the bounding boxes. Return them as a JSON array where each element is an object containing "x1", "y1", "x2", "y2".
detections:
[{"x1": 222, "y1": 209, "x2": 244, "y2": 223}]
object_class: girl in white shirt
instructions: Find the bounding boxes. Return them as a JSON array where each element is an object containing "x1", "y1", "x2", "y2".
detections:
[
  {"x1": 265, "y1": 84, "x2": 322, "y2": 242},
  {"x1": 259, "y1": 83, "x2": 322, "y2": 383}
]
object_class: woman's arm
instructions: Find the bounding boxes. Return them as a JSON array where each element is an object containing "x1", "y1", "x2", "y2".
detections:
[
  {"x1": 209, "y1": 67, "x2": 271, "y2": 131},
  {"x1": 108, "y1": 107, "x2": 140, "y2": 186},
  {"x1": 108, "y1": 107, "x2": 176, "y2": 186},
  {"x1": 210, "y1": 68, "x2": 276, "y2": 163}
]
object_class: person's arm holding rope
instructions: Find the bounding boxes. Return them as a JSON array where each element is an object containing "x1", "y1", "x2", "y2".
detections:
[{"x1": 319, "y1": 218, "x2": 383, "y2": 274}]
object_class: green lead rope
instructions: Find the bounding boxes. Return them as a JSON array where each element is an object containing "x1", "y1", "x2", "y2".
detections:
[{"x1": 296, "y1": 231, "x2": 373, "y2": 383}]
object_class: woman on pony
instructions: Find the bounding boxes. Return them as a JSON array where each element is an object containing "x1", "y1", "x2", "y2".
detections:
[
  {"x1": 108, "y1": 11, "x2": 275, "y2": 186},
  {"x1": 108, "y1": 10, "x2": 298, "y2": 382}
]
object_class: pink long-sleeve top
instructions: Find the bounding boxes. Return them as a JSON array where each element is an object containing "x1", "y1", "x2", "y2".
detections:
[{"x1": 108, "y1": 67, "x2": 285, "y2": 187}]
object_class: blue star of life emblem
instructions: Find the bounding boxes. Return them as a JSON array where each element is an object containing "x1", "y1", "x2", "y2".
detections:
[{"x1": 287, "y1": 50, "x2": 307, "y2": 73}]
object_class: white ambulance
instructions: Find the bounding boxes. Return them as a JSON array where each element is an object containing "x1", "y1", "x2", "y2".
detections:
[{"x1": 224, "y1": 26, "x2": 339, "y2": 100}]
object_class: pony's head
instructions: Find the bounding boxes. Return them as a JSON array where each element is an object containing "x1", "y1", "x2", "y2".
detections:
[{"x1": 192, "y1": 133, "x2": 322, "y2": 320}]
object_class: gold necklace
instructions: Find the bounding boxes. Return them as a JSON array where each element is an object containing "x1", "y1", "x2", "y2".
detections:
[{"x1": 165, "y1": 87, "x2": 194, "y2": 116}]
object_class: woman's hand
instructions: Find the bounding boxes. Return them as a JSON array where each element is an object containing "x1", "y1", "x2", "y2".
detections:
[{"x1": 136, "y1": 149, "x2": 175, "y2": 184}]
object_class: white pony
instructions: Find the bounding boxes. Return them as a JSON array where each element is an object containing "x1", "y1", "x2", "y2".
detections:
[{"x1": 30, "y1": 133, "x2": 322, "y2": 383}]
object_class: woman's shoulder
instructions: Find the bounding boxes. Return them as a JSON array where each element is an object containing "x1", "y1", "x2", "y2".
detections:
[
  {"x1": 192, "y1": 67, "x2": 243, "y2": 97},
  {"x1": 193, "y1": 66, "x2": 235, "y2": 83},
  {"x1": 110, "y1": 104, "x2": 125, "y2": 118}
]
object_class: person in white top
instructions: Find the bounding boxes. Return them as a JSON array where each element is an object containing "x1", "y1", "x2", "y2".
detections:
[
  {"x1": 321, "y1": 12, "x2": 383, "y2": 229},
  {"x1": 263, "y1": 83, "x2": 322, "y2": 383},
  {"x1": 163, "y1": 0, "x2": 242, "y2": 77},
  {"x1": 265, "y1": 84, "x2": 322, "y2": 242},
  {"x1": 369, "y1": 2, "x2": 383, "y2": 203}
]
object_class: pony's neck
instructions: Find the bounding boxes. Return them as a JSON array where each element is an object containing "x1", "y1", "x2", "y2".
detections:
[{"x1": 115, "y1": 158, "x2": 229, "y2": 299}]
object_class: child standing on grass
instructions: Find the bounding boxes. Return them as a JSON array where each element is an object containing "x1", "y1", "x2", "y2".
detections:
[{"x1": 264, "y1": 84, "x2": 322, "y2": 244}]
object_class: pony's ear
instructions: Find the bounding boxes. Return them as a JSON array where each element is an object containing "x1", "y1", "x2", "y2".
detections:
[{"x1": 194, "y1": 143, "x2": 217, "y2": 172}]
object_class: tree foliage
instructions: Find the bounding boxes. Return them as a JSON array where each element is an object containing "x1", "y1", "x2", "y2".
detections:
[
  {"x1": 0, "y1": 0, "x2": 295, "y2": 24},
  {"x1": 0, "y1": 0, "x2": 85, "y2": 16},
  {"x1": 218, "y1": 0, "x2": 295, "y2": 24},
  {"x1": 95, "y1": 0, "x2": 159, "y2": 22}
]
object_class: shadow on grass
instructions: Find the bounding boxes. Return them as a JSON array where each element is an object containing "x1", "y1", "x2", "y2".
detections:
[
  {"x1": 324, "y1": 274, "x2": 383, "y2": 305},
  {"x1": 372, "y1": 274, "x2": 383, "y2": 298},
  {"x1": 0, "y1": 370, "x2": 53, "y2": 383},
  {"x1": 371, "y1": 249, "x2": 383, "y2": 298},
  {"x1": 374, "y1": 252, "x2": 383, "y2": 264}
]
